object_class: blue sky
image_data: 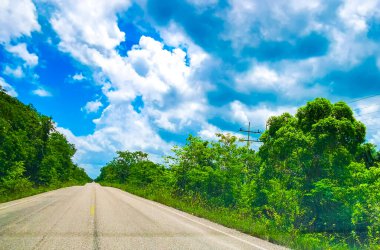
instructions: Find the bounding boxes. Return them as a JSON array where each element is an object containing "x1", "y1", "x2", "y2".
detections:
[{"x1": 1, "y1": 0, "x2": 380, "y2": 178}]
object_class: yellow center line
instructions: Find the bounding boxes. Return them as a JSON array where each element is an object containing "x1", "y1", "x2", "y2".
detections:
[
  {"x1": 90, "y1": 186, "x2": 96, "y2": 216},
  {"x1": 90, "y1": 205, "x2": 95, "y2": 216}
]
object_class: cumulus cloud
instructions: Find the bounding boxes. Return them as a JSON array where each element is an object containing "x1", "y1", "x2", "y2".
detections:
[
  {"x1": 226, "y1": 101, "x2": 298, "y2": 129},
  {"x1": 351, "y1": 96, "x2": 380, "y2": 145},
  {"x1": 3, "y1": 66, "x2": 24, "y2": 78},
  {"x1": 32, "y1": 88, "x2": 52, "y2": 97},
  {"x1": 221, "y1": 0, "x2": 377, "y2": 99},
  {"x1": 236, "y1": 65, "x2": 281, "y2": 90},
  {"x1": 141, "y1": 0, "x2": 380, "y2": 103},
  {"x1": 82, "y1": 100, "x2": 103, "y2": 113},
  {"x1": 235, "y1": 62, "x2": 327, "y2": 99},
  {"x1": 46, "y1": 0, "x2": 209, "y2": 174},
  {"x1": 0, "y1": 77, "x2": 17, "y2": 97},
  {"x1": 50, "y1": 0, "x2": 130, "y2": 54},
  {"x1": 338, "y1": 0, "x2": 380, "y2": 33},
  {"x1": 72, "y1": 73, "x2": 85, "y2": 81},
  {"x1": 62, "y1": 34, "x2": 207, "y2": 170},
  {"x1": 222, "y1": 0, "x2": 326, "y2": 51},
  {"x1": 20, "y1": 0, "x2": 379, "y2": 177},
  {"x1": 198, "y1": 124, "x2": 221, "y2": 141},
  {"x1": 198, "y1": 123, "x2": 242, "y2": 141},
  {"x1": 186, "y1": 0, "x2": 218, "y2": 8},
  {"x1": 5, "y1": 43, "x2": 38, "y2": 67},
  {"x1": 0, "y1": 0, "x2": 40, "y2": 42},
  {"x1": 58, "y1": 104, "x2": 173, "y2": 176}
]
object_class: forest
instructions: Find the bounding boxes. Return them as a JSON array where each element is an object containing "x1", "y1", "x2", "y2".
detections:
[
  {"x1": 0, "y1": 88, "x2": 91, "y2": 202},
  {"x1": 96, "y1": 98, "x2": 380, "y2": 249}
]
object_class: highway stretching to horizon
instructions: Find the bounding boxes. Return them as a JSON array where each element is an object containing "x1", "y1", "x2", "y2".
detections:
[{"x1": 0, "y1": 183, "x2": 286, "y2": 250}]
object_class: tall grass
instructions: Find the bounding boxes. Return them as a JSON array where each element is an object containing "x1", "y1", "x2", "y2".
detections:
[
  {"x1": 0, "y1": 181, "x2": 89, "y2": 203},
  {"x1": 100, "y1": 182, "x2": 361, "y2": 250}
]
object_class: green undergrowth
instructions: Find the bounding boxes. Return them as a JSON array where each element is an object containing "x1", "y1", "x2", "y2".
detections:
[
  {"x1": 99, "y1": 182, "x2": 359, "y2": 250},
  {"x1": 95, "y1": 98, "x2": 380, "y2": 250},
  {"x1": 0, "y1": 181, "x2": 88, "y2": 203},
  {"x1": 0, "y1": 90, "x2": 92, "y2": 203}
]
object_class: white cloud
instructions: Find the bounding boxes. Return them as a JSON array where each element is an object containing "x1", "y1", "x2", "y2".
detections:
[
  {"x1": 0, "y1": 77, "x2": 17, "y2": 97},
  {"x1": 198, "y1": 123, "x2": 242, "y2": 141},
  {"x1": 216, "y1": 0, "x2": 379, "y2": 101},
  {"x1": 72, "y1": 73, "x2": 85, "y2": 81},
  {"x1": 6, "y1": 43, "x2": 38, "y2": 67},
  {"x1": 351, "y1": 96, "x2": 380, "y2": 145},
  {"x1": 186, "y1": 0, "x2": 218, "y2": 7},
  {"x1": 157, "y1": 21, "x2": 209, "y2": 68},
  {"x1": 289, "y1": 0, "x2": 322, "y2": 12},
  {"x1": 0, "y1": 0, "x2": 40, "y2": 42},
  {"x1": 338, "y1": 0, "x2": 380, "y2": 33},
  {"x1": 58, "y1": 35, "x2": 207, "y2": 172},
  {"x1": 226, "y1": 100, "x2": 298, "y2": 129},
  {"x1": 371, "y1": 132, "x2": 380, "y2": 146},
  {"x1": 3, "y1": 65, "x2": 24, "y2": 78},
  {"x1": 235, "y1": 63, "x2": 327, "y2": 99},
  {"x1": 158, "y1": 22, "x2": 190, "y2": 48},
  {"x1": 32, "y1": 88, "x2": 52, "y2": 97},
  {"x1": 3, "y1": 0, "x2": 377, "y2": 177},
  {"x1": 82, "y1": 100, "x2": 103, "y2": 113},
  {"x1": 198, "y1": 124, "x2": 221, "y2": 141},
  {"x1": 236, "y1": 65, "x2": 280, "y2": 90},
  {"x1": 224, "y1": 0, "x2": 324, "y2": 50},
  {"x1": 47, "y1": 0, "x2": 209, "y2": 175},
  {"x1": 197, "y1": 102, "x2": 298, "y2": 151},
  {"x1": 57, "y1": 104, "x2": 174, "y2": 177},
  {"x1": 50, "y1": 0, "x2": 130, "y2": 53}
]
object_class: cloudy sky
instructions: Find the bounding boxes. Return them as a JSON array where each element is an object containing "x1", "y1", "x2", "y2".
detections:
[{"x1": 1, "y1": 0, "x2": 380, "y2": 178}]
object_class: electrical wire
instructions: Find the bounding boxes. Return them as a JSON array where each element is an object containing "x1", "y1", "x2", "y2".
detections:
[
  {"x1": 355, "y1": 110, "x2": 380, "y2": 118},
  {"x1": 357, "y1": 116, "x2": 380, "y2": 122},
  {"x1": 347, "y1": 94, "x2": 380, "y2": 104}
]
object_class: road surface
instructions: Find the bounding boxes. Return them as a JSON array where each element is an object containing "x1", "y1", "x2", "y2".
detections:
[{"x1": 0, "y1": 183, "x2": 286, "y2": 250}]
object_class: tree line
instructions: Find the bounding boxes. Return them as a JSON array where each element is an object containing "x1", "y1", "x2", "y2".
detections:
[
  {"x1": 96, "y1": 98, "x2": 380, "y2": 248},
  {"x1": 0, "y1": 88, "x2": 91, "y2": 201}
]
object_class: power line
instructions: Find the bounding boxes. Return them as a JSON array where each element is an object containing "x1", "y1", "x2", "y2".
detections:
[
  {"x1": 366, "y1": 128, "x2": 380, "y2": 132},
  {"x1": 357, "y1": 116, "x2": 380, "y2": 122},
  {"x1": 353, "y1": 105, "x2": 380, "y2": 112},
  {"x1": 347, "y1": 94, "x2": 380, "y2": 104},
  {"x1": 355, "y1": 110, "x2": 380, "y2": 118}
]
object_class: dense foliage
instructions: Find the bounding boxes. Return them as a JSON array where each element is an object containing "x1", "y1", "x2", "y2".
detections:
[
  {"x1": 0, "y1": 89, "x2": 91, "y2": 201},
  {"x1": 97, "y1": 98, "x2": 380, "y2": 248},
  {"x1": 96, "y1": 150, "x2": 169, "y2": 188}
]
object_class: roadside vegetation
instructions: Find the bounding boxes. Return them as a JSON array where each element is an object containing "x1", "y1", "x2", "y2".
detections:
[
  {"x1": 0, "y1": 88, "x2": 91, "y2": 203},
  {"x1": 97, "y1": 98, "x2": 380, "y2": 249}
]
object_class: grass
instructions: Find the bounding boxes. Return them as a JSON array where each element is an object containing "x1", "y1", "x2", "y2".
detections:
[
  {"x1": 0, "y1": 181, "x2": 88, "y2": 203},
  {"x1": 99, "y1": 182, "x2": 361, "y2": 250}
]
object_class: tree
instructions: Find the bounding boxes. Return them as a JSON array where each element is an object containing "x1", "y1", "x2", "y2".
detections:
[
  {"x1": 0, "y1": 90, "x2": 90, "y2": 198},
  {"x1": 258, "y1": 98, "x2": 368, "y2": 232}
]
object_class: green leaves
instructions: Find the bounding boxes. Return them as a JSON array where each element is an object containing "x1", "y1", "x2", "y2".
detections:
[
  {"x1": 297, "y1": 98, "x2": 333, "y2": 132},
  {"x1": 168, "y1": 133, "x2": 253, "y2": 207},
  {"x1": 0, "y1": 161, "x2": 32, "y2": 194},
  {"x1": 96, "y1": 150, "x2": 166, "y2": 189},
  {"x1": 0, "y1": 91, "x2": 91, "y2": 197},
  {"x1": 98, "y1": 97, "x2": 380, "y2": 247}
]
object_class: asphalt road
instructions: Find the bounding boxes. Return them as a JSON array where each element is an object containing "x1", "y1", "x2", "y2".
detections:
[{"x1": 0, "y1": 183, "x2": 287, "y2": 250}]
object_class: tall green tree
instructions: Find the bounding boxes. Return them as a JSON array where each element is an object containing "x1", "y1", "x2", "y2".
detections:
[
  {"x1": 0, "y1": 90, "x2": 91, "y2": 199},
  {"x1": 97, "y1": 97, "x2": 380, "y2": 247},
  {"x1": 258, "y1": 98, "x2": 369, "y2": 232}
]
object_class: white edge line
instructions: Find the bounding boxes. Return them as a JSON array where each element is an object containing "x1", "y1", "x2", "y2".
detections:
[
  {"x1": 150, "y1": 201, "x2": 269, "y2": 250},
  {"x1": 111, "y1": 187, "x2": 269, "y2": 250}
]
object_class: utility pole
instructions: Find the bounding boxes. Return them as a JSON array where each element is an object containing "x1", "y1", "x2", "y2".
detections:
[
  {"x1": 239, "y1": 122, "x2": 262, "y2": 185},
  {"x1": 239, "y1": 121, "x2": 262, "y2": 148}
]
